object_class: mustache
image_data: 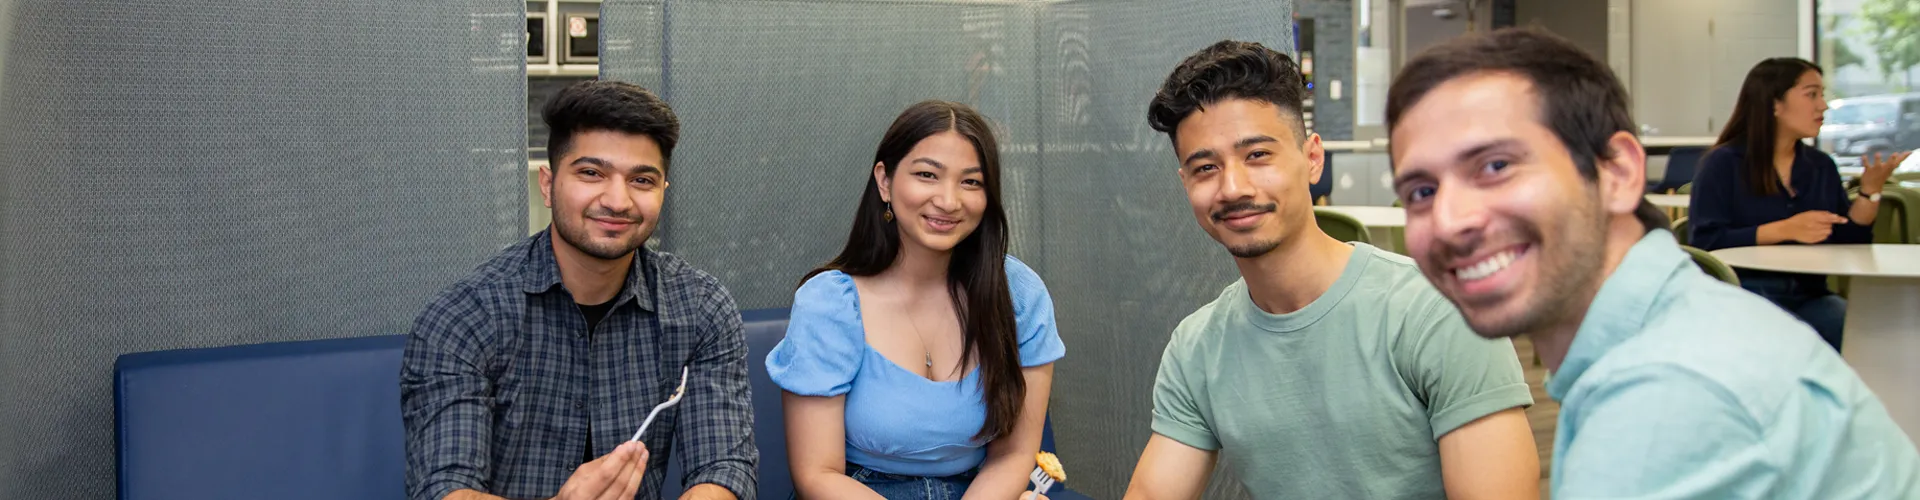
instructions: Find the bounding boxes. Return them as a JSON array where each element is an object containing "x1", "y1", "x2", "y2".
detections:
[
  {"x1": 585, "y1": 208, "x2": 643, "y2": 224},
  {"x1": 1429, "y1": 234, "x2": 1483, "y2": 265},
  {"x1": 1211, "y1": 201, "x2": 1277, "y2": 221}
]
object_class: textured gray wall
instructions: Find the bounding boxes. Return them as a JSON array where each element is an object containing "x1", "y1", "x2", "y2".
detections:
[
  {"x1": 602, "y1": 0, "x2": 1043, "y2": 310},
  {"x1": 0, "y1": 0, "x2": 527, "y2": 497},
  {"x1": 599, "y1": 1, "x2": 1292, "y2": 497},
  {"x1": 0, "y1": 0, "x2": 10, "y2": 92}
]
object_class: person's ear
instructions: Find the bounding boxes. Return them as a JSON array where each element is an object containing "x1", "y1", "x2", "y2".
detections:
[
  {"x1": 874, "y1": 161, "x2": 892, "y2": 203},
  {"x1": 1596, "y1": 131, "x2": 1648, "y2": 216}
]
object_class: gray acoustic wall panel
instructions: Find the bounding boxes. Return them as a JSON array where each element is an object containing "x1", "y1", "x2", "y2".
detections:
[
  {"x1": 624, "y1": 0, "x2": 1042, "y2": 309},
  {"x1": 601, "y1": 0, "x2": 667, "y2": 92},
  {"x1": 0, "y1": 0, "x2": 527, "y2": 496},
  {"x1": 0, "y1": 0, "x2": 10, "y2": 91}
]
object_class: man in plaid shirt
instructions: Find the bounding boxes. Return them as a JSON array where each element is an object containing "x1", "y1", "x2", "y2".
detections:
[{"x1": 402, "y1": 80, "x2": 757, "y2": 500}]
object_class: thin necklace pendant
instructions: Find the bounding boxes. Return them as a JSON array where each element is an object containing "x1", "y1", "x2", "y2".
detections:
[{"x1": 925, "y1": 351, "x2": 933, "y2": 368}]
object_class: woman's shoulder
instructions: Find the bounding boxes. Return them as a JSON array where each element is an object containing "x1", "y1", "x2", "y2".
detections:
[
  {"x1": 1003, "y1": 255, "x2": 1047, "y2": 295},
  {"x1": 1696, "y1": 145, "x2": 1747, "y2": 177},
  {"x1": 767, "y1": 269, "x2": 866, "y2": 395},
  {"x1": 793, "y1": 270, "x2": 860, "y2": 320},
  {"x1": 796, "y1": 269, "x2": 856, "y2": 299},
  {"x1": 1701, "y1": 144, "x2": 1742, "y2": 165}
]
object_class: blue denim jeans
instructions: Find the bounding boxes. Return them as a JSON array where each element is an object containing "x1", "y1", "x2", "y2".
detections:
[
  {"x1": 1740, "y1": 274, "x2": 1847, "y2": 352},
  {"x1": 791, "y1": 463, "x2": 975, "y2": 500}
]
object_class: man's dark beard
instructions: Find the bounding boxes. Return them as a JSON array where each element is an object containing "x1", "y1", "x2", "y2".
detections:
[
  {"x1": 554, "y1": 208, "x2": 646, "y2": 261},
  {"x1": 1430, "y1": 194, "x2": 1607, "y2": 339}
]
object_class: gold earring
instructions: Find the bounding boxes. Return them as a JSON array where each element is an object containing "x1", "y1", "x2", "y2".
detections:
[{"x1": 883, "y1": 208, "x2": 894, "y2": 221}]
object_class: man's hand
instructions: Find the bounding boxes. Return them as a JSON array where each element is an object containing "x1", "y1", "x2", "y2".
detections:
[{"x1": 553, "y1": 441, "x2": 649, "y2": 500}]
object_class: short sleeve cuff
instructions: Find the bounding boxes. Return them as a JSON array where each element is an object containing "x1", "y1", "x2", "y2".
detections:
[
  {"x1": 1019, "y1": 335, "x2": 1065, "y2": 367},
  {"x1": 1429, "y1": 382, "x2": 1533, "y2": 439},
  {"x1": 1150, "y1": 415, "x2": 1221, "y2": 452}
]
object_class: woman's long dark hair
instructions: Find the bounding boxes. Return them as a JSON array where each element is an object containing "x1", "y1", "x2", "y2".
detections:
[
  {"x1": 803, "y1": 100, "x2": 1022, "y2": 440},
  {"x1": 1713, "y1": 58, "x2": 1821, "y2": 197}
]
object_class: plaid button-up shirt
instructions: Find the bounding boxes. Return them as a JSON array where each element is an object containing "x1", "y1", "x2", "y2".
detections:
[{"x1": 403, "y1": 230, "x2": 757, "y2": 500}]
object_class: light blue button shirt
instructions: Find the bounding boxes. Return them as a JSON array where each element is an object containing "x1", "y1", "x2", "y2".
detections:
[
  {"x1": 765, "y1": 256, "x2": 1065, "y2": 477},
  {"x1": 1548, "y1": 229, "x2": 1920, "y2": 498}
]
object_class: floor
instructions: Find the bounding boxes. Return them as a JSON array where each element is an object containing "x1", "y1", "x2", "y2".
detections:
[{"x1": 1513, "y1": 336, "x2": 1559, "y2": 497}]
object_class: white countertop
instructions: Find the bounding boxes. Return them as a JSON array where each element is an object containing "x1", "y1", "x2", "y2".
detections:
[
  {"x1": 1710, "y1": 244, "x2": 1920, "y2": 279},
  {"x1": 1321, "y1": 140, "x2": 1382, "y2": 152},
  {"x1": 1317, "y1": 205, "x2": 1405, "y2": 228},
  {"x1": 1645, "y1": 194, "x2": 1690, "y2": 208},
  {"x1": 1639, "y1": 136, "x2": 1717, "y2": 148}
]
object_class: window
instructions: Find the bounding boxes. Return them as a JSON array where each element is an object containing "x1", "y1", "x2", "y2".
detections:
[
  {"x1": 1828, "y1": 101, "x2": 1897, "y2": 126},
  {"x1": 1814, "y1": 0, "x2": 1920, "y2": 168}
]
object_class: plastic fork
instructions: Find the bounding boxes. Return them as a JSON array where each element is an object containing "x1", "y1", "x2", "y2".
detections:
[
  {"x1": 630, "y1": 366, "x2": 689, "y2": 442},
  {"x1": 1028, "y1": 465, "x2": 1055, "y2": 496}
]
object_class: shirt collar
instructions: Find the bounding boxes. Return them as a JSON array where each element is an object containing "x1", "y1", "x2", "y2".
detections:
[
  {"x1": 520, "y1": 229, "x2": 657, "y2": 312},
  {"x1": 1547, "y1": 229, "x2": 1690, "y2": 400}
]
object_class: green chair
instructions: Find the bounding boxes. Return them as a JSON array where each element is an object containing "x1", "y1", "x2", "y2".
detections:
[
  {"x1": 1681, "y1": 245, "x2": 1740, "y2": 286},
  {"x1": 1845, "y1": 183, "x2": 1916, "y2": 244},
  {"x1": 1671, "y1": 217, "x2": 1690, "y2": 246},
  {"x1": 1314, "y1": 208, "x2": 1372, "y2": 244},
  {"x1": 1881, "y1": 186, "x2": 1920, "y2": 244}
]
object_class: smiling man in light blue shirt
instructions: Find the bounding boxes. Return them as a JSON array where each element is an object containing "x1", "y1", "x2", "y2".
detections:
[{"x1": 1386, "y1": 28, "x2": 1920, "y2": 498}]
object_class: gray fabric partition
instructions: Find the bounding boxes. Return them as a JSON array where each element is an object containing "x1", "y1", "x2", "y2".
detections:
[
  {"x1": 0, "y1": 0, "x2": 526, "y2": 496},
  {"x1": 601, "y1": 1, "x2": 1289, "y2": 497},
  {"x1": 0, "y1": 1, "x2": 10, "y2": 92},
  {"x1": 605, "y1": 0, "x2": 1043, "y2": 309}
]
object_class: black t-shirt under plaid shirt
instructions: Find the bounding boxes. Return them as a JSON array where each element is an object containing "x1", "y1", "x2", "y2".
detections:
[{"x1": 402, "y1": 230, "x2": 758, "y2": 500}]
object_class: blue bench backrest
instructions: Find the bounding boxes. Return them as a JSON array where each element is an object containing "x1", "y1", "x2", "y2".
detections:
[{"x1": 114, "y1": 334, "x2": 409, "y2": 500}]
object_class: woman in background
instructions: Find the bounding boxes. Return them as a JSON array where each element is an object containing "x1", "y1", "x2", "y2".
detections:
[
  {"x1": 1689, "y1": 57, "x2": 1908, "y2": 351},
  {"x1": 767, "y1": 100, "x2": 1064, "y2": 500}
]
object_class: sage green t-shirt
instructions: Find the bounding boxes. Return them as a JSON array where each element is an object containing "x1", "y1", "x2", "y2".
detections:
[{"x1": 1151, "y1": 243, "x2": 1533, "y2": 499}]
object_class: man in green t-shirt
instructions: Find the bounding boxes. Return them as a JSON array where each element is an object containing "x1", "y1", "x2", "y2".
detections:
[{"x1": 1121, "y1": 40, "x2": 1540, "y2": 500}]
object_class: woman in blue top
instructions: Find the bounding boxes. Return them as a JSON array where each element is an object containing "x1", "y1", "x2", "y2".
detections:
[
  {"x1": 1690, "y1": 58, "x2": 1906, "y2": 351},
  {"x1": 766, "y1": 100, "x2": 1065, "y2": 500}
]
